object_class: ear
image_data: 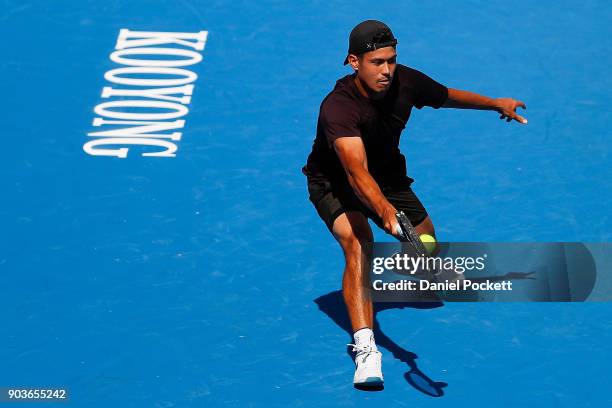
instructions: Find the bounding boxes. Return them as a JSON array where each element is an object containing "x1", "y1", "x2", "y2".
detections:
[{"x1": 347, "y1": 54, "x2": 359, "y2": 71}]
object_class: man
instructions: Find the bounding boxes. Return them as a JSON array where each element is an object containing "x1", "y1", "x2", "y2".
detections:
[{"x1": 302, "y1": 20, "x2": 527, "y2": 387}]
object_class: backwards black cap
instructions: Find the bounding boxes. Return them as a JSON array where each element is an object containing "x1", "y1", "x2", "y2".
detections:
[{"x1": 343, "y1": 20, "x2": 398, "y2": 65}]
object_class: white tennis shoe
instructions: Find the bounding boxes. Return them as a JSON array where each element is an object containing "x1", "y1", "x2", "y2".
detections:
[{"x1": 349, "y1": 342, "x2": 384, "y2": 386}]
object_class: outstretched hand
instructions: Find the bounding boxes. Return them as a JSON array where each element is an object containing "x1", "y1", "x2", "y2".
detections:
[{"x1": 494, "y1": 98, "x2": 527, "y2": 124}]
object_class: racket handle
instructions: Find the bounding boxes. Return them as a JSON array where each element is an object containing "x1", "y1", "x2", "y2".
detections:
[{"x1": 395, "y1": 223, "x2": 405, "y2": 238}]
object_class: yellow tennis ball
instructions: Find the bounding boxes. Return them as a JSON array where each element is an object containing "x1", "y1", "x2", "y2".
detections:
[{"x1": 419, "y1": 234, "x2": 437, "y2": 254}]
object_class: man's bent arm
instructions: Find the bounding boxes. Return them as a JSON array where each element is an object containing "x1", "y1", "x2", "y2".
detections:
[
  {"x1": 333, "y1": 137, "x2": 399, "y2": 235},
  {"x1": 443, "y1": 88, "x2": 528, "y2": 124}
]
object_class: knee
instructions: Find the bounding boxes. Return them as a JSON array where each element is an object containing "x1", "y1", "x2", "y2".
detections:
[
  {"x1": 343, "y1": 236, "x2": 362, "y2": 255},
  {"x1": 332, "y1": 212, "x2": 373, "y2": 259},
  {"x1": 340, "y1": 234, "x2": 372, "y2": 258}
]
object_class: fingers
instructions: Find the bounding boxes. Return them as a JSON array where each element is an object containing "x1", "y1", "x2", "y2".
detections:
[
  {"x1": 515, "y1": 101, "x2": 528, "y2": 123},
  {"x1": 514, "y1": 113, "x2": 528, "y2": 124},
  {"x1": 385, "y1": 220, "x2": 403, "y2": 238},
  {"x1": 497, "y1": 98, "x2": 528, "y2": 124},
  {"x1": 499, "y1": 112, "x2": 528, "y2": 124}
]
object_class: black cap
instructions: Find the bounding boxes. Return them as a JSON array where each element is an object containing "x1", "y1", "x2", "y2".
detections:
[{"x1": 343, "y1": 20, "x2": 398, "y2": 65}]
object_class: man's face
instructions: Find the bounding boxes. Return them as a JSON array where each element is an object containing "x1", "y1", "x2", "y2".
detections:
[{"x1": 349, "y1": 46, "x2": 397, "y2": 96}]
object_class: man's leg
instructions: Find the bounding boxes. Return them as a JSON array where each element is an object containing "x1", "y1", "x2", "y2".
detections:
[
  {"x1": 414, "y1": 215, "x2": 436, "y2": 238},
  {"x1": 331, "y1": 211, "x2": 383, "y2": 386},
  {"x1": 305, "y1": 179, "x2": 383, "y2": 386},
  {"x1": 331, "y1": 211, "x2": 374, "y2": 332}
]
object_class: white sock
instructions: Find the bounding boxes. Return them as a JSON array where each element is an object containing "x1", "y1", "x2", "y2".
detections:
[{"x1": 353, "y1": 328, "x2": 377, "y2": 351}]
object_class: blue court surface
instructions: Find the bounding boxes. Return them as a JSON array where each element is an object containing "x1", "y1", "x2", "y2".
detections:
[{"x1": 2, "y1": 1, "x2": 611, "y2": 407}]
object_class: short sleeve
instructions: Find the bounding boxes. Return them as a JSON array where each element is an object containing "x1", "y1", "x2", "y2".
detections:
[
  {"x1": 412, "y1": 70, "x2": 448, "y2": 110},
  {"x1": 319, "y1": 94, "x2": 361, "y2": 147}
]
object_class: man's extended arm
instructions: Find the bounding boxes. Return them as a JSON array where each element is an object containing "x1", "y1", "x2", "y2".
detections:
[
  {"x1": 333, "y1": 137, "x2": 400, "y2": 236},
  {"x1": 443, "y1": 88, "x2": 528, "y2": 124}
]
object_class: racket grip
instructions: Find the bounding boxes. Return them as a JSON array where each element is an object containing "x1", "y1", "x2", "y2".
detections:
[{"x1": 395, "y1": 223, "x2": 405, "y2": 238}]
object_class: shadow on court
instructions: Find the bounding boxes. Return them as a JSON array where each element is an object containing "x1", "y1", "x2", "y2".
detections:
[{"x1": 314, "y1": 291, "x2": 448, "y2": 395}]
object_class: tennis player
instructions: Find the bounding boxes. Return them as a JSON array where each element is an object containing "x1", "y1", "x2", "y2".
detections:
[{"x1": 302, "y1": 20, "x2": 527, "y2": 387}]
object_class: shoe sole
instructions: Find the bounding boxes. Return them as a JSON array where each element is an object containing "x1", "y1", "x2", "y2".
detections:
[
  {"x1": 355, "y1": 376, "x2": 384, "y2": 385},
  {"x1": 354, "y1": 377, "x2": 384, "y2": 391}
]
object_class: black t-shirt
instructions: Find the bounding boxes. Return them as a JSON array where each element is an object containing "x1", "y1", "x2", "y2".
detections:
[{"x1": 303, "y1": 64, "x2": 448, "y2": 188}]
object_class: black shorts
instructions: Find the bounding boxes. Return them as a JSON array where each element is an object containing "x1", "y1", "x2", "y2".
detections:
[{"x1": 307, "y1": 178, "x2": 428, "y2": 232}]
